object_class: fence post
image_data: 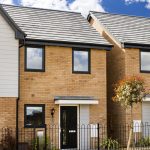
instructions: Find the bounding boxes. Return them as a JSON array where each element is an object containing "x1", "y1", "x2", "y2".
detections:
[
  {"x1": 16, "y1": 126, "x2": 18, "y2": 150},
  {"x1": 37, "y1": 137, "x2": 39, "y2": 150},
  {"x1": 33, "y1": 126, "x2": 36, "y2": 150},
  {"x1": 97, "y1": 123, "x2": 100, "y2": 150},
  {"x1": 44, "y1": 124, "x2": 47, "y2": 150}
]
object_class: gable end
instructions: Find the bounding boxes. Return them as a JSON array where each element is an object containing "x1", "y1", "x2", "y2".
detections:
[{"x1": 0, "y1": 4, "x2": 25, "y2": 39}]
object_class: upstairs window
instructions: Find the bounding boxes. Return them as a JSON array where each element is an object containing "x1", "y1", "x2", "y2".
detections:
[
  {"x1": 141, "y1": 50, "x2": 150, "y2": 72},
  {"x1": 72, "y1": 49, "x2": 90, "y2": 74},
  {"x1": 25, "y1": 46, "x2": 45, "y2": 71},
  {"x1": 24, "y1": 104, "x2": 45, "y2": 128}
]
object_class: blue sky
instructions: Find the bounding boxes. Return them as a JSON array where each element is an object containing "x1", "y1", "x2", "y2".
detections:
[
  {"x1": 5, "y1": 0, "x2": 150, "y2": 18},
  {"x1": 102, "y1": 0, "x2": 150, "y2": 17}
]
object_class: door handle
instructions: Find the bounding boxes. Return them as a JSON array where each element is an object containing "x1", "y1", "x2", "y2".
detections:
[{"x1": 69, "y1": 130, "x2": 76, "y2": 133}]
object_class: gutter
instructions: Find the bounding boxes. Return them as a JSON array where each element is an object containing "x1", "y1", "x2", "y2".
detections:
[
  {"x1": 16, "y1": 40, "x2": 25, "y2": 150},
  {"x1": 123, "y1": 42, "x2": 150, "y2": 49},
  {"x1": 25, "y1": 39, "x2": 113, "y2": 51}
]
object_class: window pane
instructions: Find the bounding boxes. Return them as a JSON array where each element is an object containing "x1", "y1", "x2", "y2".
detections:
[
  {"x1": 26, "y1": 47, "x2": 43, "y2": 70},
  {"x1": 74, "y1": 51, "x2": 89, "y2": 72},
  {"x1": 25, "y1": 106, "x2": 44, "y2": 127},
  {"x1": 141, "y1": 51, "x2": 150, "y2": 71}
]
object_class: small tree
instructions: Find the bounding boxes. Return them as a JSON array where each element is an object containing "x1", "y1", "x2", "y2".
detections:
[{"x1": 112, "y1": 75, "x2": 148, "y2": 149}]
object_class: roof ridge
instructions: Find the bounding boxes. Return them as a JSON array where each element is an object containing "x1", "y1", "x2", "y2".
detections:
[
  {"x1": 90, "y1": 11, "x2": 150, "y2": 20},
  {"x1": 1, "y1": 3, "x2": 82, "y2": 15}
]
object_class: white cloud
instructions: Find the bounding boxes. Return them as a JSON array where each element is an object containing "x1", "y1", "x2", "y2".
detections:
[
  {"x1": 0, "y1": 0, "x2": 13, "y2": 4},
  {"x1": 69, "y1": 0, "x2": 105, "y2": 16},
  {"x1": 145, "y1": 0, "x2": 150, "y2": 8},
  {"x1": 20, "y1": 0, "x2": 105, "y2": 16},
  {"x1": 0, "y1": 0, "x2": 105, "y2": 17},
  {"x1": 125, "y1": 0, "x2": 150, "y2": 9},
  {"x1": 125, "y1": 0, "x2": 146, "y2": 4},
  {"x1": 21, "y1": 0, "x2": 69, "y2": 10}
]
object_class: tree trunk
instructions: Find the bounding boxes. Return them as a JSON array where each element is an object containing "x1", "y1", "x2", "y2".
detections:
[{"x1": 127, "y1": 105, "x2": 133, "y2": 150}]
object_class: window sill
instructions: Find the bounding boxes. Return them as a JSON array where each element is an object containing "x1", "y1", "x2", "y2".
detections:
[
  {"x1": 72, "y1": 71, "x2": 91, "y2": 74},
  {"x1": 24, "y1": 125, "x2": 45, "y2": 128},
  {"x1": 24, "y1": 69, "x2": 45, "y2": 72},
  {"x1": 140, "y1": 70, "x2": 150, "y2": 73}
]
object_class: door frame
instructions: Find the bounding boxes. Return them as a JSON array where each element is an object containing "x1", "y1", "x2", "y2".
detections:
[{"x1": 59, "y1": 104, "x2": 80, "y2": 149}]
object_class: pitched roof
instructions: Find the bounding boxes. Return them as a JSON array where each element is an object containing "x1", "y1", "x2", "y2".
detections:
[
  {"x1": 0, "y1": 4, "x2": 112, "y2": 49},
  {"x1": 91, "y1": 11, "x2": 150, "y2": 47}
]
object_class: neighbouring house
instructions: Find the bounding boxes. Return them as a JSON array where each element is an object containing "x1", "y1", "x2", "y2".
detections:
[
  {"x1": 0, "y1": 4, "x2": 112, "y2": 149},
  {"x1": 88, "y1": 11, "x2": 150, "y2": 126}
]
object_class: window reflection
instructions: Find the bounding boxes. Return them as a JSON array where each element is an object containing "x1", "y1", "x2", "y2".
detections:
[
  {"x1": 73, "y1": 50, "x2": 89, "y2": 72},
  {"x1": 26, "y1": 47, "x2": 43, "y2": 70},
  {"x1": 25, "y1": 105, "x2": 45, "y2": 127},
  {"x1": 141, "y1": 51, "x2": 150, "y2": 71}
]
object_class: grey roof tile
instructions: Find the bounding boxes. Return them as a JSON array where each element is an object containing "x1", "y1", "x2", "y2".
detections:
[
  {"x1": 91, "y1": 11, "x2": 150, "y2": 45},
  {"x1": 1, "y1": 4, "x2": 111, "y2": 47}
]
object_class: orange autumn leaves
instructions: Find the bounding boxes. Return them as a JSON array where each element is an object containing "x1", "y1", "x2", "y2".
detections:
[{"x1": 113, "y1": 76, "x2": 149, "y2": 108}]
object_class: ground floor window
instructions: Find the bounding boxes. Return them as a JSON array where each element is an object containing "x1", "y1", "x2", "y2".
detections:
[{"x1": 24, "y1": 104, "x2": 45, "y2": 128}]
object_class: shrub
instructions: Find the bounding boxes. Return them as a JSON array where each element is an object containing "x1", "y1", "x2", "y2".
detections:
[
  {"x1": 1, "y1": 128, "x2": 16, "y2": 150},
  {"x1": 100, "y1": 138, "x2": 119, "y2": 150},
  {"x1": 136, "y1": 137, "x2": 150, "y2": 147}
]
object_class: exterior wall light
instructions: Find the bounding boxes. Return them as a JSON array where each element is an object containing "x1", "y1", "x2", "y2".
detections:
[{"x1": 51, "y1": 108, "x2": 55, "y2": 118}]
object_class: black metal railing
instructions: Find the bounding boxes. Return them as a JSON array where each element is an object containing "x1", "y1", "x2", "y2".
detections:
[{"x1": 0, "y1": 123, "x2": 150, "y2": 150}]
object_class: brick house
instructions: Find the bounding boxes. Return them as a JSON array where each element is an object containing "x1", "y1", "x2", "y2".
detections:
[
  {"x1": 88, "y1": 12, "x2": 150, "y2": 126},
  {"x1": 0, "y1": 4, "x2": 112, "y2": 149}
]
